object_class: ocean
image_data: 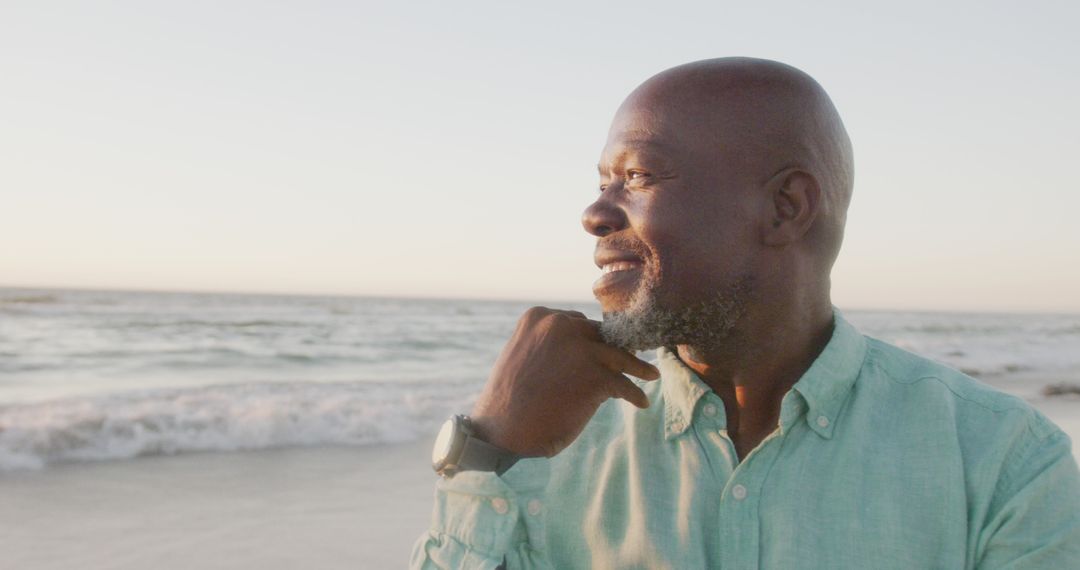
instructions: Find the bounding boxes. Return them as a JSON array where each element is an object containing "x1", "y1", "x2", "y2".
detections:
[{"x1": 2, "y1": 287, "x2": 1079, "y2": 472}]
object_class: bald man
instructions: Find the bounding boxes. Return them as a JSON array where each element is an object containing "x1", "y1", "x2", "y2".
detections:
[{"x1": 412, "y1": 58, "x2": 1080, "y2": 569}]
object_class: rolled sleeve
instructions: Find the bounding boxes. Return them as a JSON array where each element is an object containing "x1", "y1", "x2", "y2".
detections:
[{"x1": 410, "y1": 458, "x2": 552, "y2": 569}]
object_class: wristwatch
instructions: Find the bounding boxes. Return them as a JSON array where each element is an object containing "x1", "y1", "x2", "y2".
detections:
[{"x1": 432, "y1": 415, "x2": 521, "y2": 478}]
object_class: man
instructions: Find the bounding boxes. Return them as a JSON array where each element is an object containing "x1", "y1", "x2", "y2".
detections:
[{"x1": 411, "y1": 58, "x2": 1080, "y2": 568}]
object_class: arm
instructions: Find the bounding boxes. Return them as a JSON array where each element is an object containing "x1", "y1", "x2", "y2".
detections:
[
  {"x1": 409, "y1": 307, "x2": 659, "y2": 568},
  {"x1": 975, "y1": 427, "x2": 1080, "y2": 568},
  {"x1": 409, "y1": 460, "x2": 551, "y2": 569}
]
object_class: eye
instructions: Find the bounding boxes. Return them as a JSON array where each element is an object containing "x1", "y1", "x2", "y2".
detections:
[{"x1": 626, "y1": 169, "x2": 650, "y2": 181}]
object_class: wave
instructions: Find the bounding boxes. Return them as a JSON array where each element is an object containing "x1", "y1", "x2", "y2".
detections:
[
  {"x1": 0, "y1": 381, "x2": 471, "y2": 471},
  {"x1": 114, "y1": 319, "x2": 309, "y2": 329},
  {"x1": 956, "y1": 363, "x2": 1033, "y2": 378},
  {"x1": 0, "y1": 294, "x2": 60, "y2": 305},
  {"x1": 1043, "y1": 383, "x2": 1080, "y2": 398}
]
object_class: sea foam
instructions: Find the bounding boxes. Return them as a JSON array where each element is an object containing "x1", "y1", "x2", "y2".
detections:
[{"x1": 0, "y1": 381, "x2": 468, "y2": 471}]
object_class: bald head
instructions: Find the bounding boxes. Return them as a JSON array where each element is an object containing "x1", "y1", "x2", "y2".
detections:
[
  {"x1": 610, "y1": 57, "x2": 854, "y2": 266},
  {"x1": 588, "y1": 57, "x2": 854, "y2": 353}
]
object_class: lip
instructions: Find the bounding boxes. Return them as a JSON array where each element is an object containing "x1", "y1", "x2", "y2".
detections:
[
  {"x1": 592, "y1": 260, "x2": 644, "y2": 301},
  {"x1": 591, "y1": 262, "x2": 639, "y2": 293},
  {"x1": 594, "y1": 249, "x2": 644, "y2": 270}
]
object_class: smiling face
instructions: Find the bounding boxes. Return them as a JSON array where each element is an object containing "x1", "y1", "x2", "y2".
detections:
[
  {"x1": 584, "y1": 85, "x2": 766, "y2": 351},
  {"x1": 583, "y1": 58, "x2": 855, "y2": 354}
]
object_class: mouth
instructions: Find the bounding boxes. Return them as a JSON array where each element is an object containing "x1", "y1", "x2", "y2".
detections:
[
  {"x1": 592, "y1": 250, "x2": 646, "y2": 306},
  {"x1": 601, "y1": 260, "x2": 643, "y2": 275}
]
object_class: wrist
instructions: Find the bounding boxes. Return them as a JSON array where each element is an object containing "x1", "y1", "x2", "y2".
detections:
[
  {"x1": 469, "y1": 415, "x2": 529, "y2": 456},
  {"x1": 432, "y1": 414, "x2": 522, "y2": 478}
]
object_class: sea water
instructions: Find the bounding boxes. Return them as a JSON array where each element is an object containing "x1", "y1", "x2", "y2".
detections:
[{"x1": 1, "y1": 287, "x2": 1078, "y2": 471}]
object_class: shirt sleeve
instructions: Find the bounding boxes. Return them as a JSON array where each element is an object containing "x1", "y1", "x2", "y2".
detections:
[
  {"x1": 410, "y1": 457, "x2": 554, "y2": 569},
  {"x1": 975, "y1": 422, "x2": 1080, "y2": 569}
]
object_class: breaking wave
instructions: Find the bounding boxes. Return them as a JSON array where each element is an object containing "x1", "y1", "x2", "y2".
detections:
[{"x1": 0, "y1": 381, "x2": 470, "y2": 471}]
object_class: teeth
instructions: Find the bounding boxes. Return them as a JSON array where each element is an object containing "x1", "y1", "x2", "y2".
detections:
[{"x1": 602, "y1": 261, "x2": 641, "y2": 274}]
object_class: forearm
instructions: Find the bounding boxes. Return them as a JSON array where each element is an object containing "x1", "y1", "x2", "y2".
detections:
[{"x1": 409, "y1": 459, "x2": 554, "y2": 570}]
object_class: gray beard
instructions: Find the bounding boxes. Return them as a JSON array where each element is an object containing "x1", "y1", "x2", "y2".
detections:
[{"x1": 599, "y1": 276, "x2": 752, "y2": 354}]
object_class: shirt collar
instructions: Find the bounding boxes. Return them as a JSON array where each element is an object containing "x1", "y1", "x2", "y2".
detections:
[
  {"x1": 657, "y1": 348, "x2": 711, "y2": 439},
  {"x1": 658, "y1": 309, "x2": 867, "y2": 440}
]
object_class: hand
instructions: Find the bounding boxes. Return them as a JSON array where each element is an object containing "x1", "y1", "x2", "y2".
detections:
[{"x1": 470, "y1": 307, "x2": 660, "y2": 458}]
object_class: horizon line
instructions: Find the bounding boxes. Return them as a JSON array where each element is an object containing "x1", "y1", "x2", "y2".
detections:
[{"x1": 2, "y1": 282, "x2": 1077, "y2": 317}]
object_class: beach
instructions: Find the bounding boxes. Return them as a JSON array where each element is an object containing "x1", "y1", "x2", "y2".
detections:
[
  {"x1": 3, "y1": 289, "x2": 1079, "y2": 568},
  {"x1": 1, "y1": 440, "x2": 435, "y2": 569},
  {"x1": 4, "y1": 396, "x2": 1078, "y2": 569}
]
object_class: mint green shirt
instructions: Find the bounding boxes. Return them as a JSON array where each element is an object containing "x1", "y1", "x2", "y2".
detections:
[{"x1": 411, "y1": 313, "x2": 1080, "y2": 568}]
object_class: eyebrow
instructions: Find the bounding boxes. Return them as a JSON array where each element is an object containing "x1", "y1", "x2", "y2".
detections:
[{"x1": 597, "y1": 140, "x2": 676, "y2": 174}]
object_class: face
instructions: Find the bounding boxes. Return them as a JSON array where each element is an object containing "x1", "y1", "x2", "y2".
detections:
[{"x1": 583, "y1": 92, "x2": 763, "y2": 351}]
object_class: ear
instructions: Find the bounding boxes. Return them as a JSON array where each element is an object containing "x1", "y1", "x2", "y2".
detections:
[{"x1": 761, "y1": 168, "x2": 822, "y2": 246}]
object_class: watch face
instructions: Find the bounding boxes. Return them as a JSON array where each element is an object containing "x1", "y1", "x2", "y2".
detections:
[{"x1": 432, "y1": 418, "x2": 456, "y2": 467}]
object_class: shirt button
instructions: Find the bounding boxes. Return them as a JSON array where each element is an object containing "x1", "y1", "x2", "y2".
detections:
[
  {"x1": 731, "y1": 484, "x2": 748, "y2": 501},
  {"x1": 527, "y1": 499, "x2": 543, "y2": 516},
  {"x1": 702, "y1": 403, "x2": 718, "y2": 417},
  {"x1": 491, "y1": 497, "x2": 509, "y2": 515},
  {"x1": 817, "y1": 415, "x2": 830, "y2": 428}
]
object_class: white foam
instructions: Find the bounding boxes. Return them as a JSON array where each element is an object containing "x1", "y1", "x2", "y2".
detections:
[{"x1": 0, "y1": 381, "x2": 471, "y2": 471}]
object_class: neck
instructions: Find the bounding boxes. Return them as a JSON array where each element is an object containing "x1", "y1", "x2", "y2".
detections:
[{"x1": 675, "y1": 295, "x2": 834, "y2": 447}]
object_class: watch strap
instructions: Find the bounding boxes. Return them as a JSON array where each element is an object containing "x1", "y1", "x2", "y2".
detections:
[{"x1": 458, "y1": 433, "x2": 521, "y2": 476}]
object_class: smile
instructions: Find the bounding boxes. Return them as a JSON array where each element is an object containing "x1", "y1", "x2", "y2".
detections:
[
  {"x1": 593, "y1": 262, "x2": 645, "y2": 308},
  {"x1": 602, "y1": 261, "x2": 643, "y2": 275}
]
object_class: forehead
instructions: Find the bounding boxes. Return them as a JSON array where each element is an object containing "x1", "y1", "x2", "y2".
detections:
[
  {"x1": 598, "y1": 134, "x2": 677, "y2": 166},
  {"x1": 599, "y1": 92, "x2": 727, "y2": 167}
]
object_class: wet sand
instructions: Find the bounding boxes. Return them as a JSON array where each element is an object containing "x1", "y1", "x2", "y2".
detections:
[{"x1": 1, "y1": 440, "x2": 435, "y2": 569}]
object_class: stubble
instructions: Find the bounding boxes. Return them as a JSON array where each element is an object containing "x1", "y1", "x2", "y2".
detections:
[{"x1": 599, "y1": 269, "x2": 754, "y2": 355}]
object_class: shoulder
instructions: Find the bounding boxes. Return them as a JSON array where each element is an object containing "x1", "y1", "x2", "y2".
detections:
[
  {"x1": 864, "y1": 337, "x2": 1049, "y2": 419},
  {"x1": 857, "y1": 336, "x2": 1070, "y2": 471}
]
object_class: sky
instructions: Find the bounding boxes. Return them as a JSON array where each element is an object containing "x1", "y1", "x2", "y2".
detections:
[{"x1": 1, "y1": 1, "x2": 1078, "y2": 312}]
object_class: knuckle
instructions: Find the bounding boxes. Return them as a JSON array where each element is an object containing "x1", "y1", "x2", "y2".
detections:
[
  {"x1": 521, "y1": 306, "x2": 550, "y2": 324},
  {"x1": 548, "y1": 312, "x2": 572, "y2": 325},
  {"x1": 535, "y1": 311, "x2": 571, "y2": 332}
]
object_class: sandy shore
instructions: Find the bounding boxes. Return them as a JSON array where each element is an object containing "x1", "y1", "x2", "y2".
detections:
[
  {"x1": 0, "y1": 439, "x2": 436, "y2": 570},
  {"x1": 3, "y1": 397, "x2": 1077, "y2": 569}
]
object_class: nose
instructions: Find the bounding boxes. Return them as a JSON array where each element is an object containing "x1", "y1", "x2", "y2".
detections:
[{"x1": 581, "y1": 194, "x2": 628, "y2": 237}]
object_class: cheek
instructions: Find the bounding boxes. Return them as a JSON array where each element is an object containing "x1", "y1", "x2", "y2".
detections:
[
  {"x1": 628, "y1": 183, "x2": 759, "y2": 277},
  {"x1": 648, "y1": 211, "x2": 757, "y2": 287}
]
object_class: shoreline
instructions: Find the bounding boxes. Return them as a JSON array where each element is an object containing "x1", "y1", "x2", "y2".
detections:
[
  {"x1": 2, "y1": 396, "x2": 1076, "y2": 569},
  {"x1": 0, "y1": 440, "x2": 436, "y2": 570}
]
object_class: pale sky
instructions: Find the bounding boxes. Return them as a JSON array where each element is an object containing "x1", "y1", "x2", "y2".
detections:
[{"x1": 2, "y1": 1, "x2": 1078, "y2": 312}]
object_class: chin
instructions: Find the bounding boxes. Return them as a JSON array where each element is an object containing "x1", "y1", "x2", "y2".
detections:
[
  {"x1": 590, "y1": 284, "x2": 633, "y2": 313},
  {"x1": 596, "y1": 296, "x2": 627, "y2": 315}
]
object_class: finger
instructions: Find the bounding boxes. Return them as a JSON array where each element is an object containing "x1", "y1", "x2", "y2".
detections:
[
  {"x1": 607, "y1": 374, "x2": 651, "y2": 409},
  {"x1": 545, "y1": 308, "x2": 588, "y2": 320},
  {"x1": 528, "y1": 309, "x2": 600, "y2": 340},
  {"x1": 563, "y1": 316, "x2": 602, "y2": 340},
  {"x1": 521, "y1": 306, "x2": 587, "y2": 327},
  {"x1": 594, "y1": 343, "x2": 660, "y2": 380}
]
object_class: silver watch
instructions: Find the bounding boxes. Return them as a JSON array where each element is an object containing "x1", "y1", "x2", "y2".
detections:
[{"x1": 432, "y1": 415, "x2": 521, "y2": 478}]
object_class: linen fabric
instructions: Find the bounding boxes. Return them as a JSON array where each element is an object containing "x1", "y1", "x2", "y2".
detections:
[{"x1": 410, "y1": 312, "x2": 1080, "y2": 569}]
